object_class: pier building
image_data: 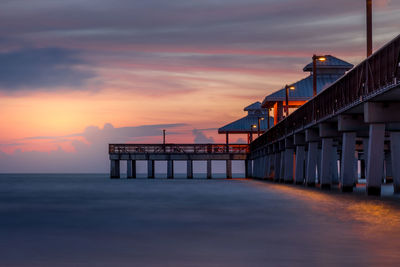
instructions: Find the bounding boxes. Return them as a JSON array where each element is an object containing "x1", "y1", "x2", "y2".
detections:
[
  {"x1": 262, "y1": 56, "x2": 353, "y2": 125},
  {"x1": 218, "y1": 102, "x2": 273, "y2": 144}
]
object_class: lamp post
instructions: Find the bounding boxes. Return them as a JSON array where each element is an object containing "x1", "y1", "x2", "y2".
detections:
[
  {"x1": 312, "y1": 55, "x2": 327, "y2": 96},
  {"x1": 257, "y1": 117, "x2": 265, "y2": 137},
  {"x1": 162, "y1": 129, "x2": 166, "y2": 152},
  {"x1": 285, "y1": 84, "x2": 295, "y2": 117},
  {"x1": 250, "y1": 124, "x2": 257, "y2": 143},
  {"x1": 366, "y1": 0, "x2": 372, "y2": 57},
  {"x1": 163, "y1": 129, "x2": 166, "y2": 144}
]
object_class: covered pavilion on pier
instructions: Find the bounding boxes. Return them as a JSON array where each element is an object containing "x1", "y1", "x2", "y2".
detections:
[
  {"x1": 218, "y1": 102, "x2": 273, "y2": 144},
  {"x1": 262, "y1": 55, "x2": 353, "y2": 126}
]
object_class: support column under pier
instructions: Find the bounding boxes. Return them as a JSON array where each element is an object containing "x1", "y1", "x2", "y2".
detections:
[
  {"x1": 279, "y1": 151, "x2": 285, "y2": 182},
  {"x1": 362, "y1": 138, "x2": 369, "y2": 179},
  {"x1": 316, "y1": 148, "x2": 322, "y2": 184},
  {"x1": 306, "y1": 142, "x2": 318, "y2": 187},
  {"x1": 265, "y1": 155, "x2": 271, "y2": 179},
  {"x1": 254, "y1": 158, "x2": 259, "y2": 178},
  {"x1": 207, "y1": 160, "x2": 212, "y2": 179},
  {"x1": 127, "y1": 160, "x2": 136, "y2": 179},
  {"x1": 384, "y1": 152, "x2": 393, "y2": 183},
  {"x1": 332, "y1": 146, "x2": 339, "y2": 185},
  {"x1": 366, "y1": 124, "x2": 385, "y2": 196},
  {"x1": 187, "y1": 160, "x2": 193, "y2": 179},
  {"x1": 341, "y1": 132, "x2": 356, "y2": 192},
  {"x1": 147, "y1": 160, "x2": 155, "y2": 179},
  {"x1": 284, "y1": 148, "x2": 294, "y2": 183},
  {"x1": 245, "y1": 159, "x2": 252, "y2": 178},
  {"x1": 320, "y1": 138, "x2": 333, "y2": 189},
  {"x1": 391, "y1": 132, "x2": 400, "y2": 193},
  {"x1": 167, "y1": 160, "x2": 174, "y2": 179},
  {"x1": 226, "y1": 160, "x2": 232, "y2": 179},
  {"x1": 110, "y1": 159, "x2": 120, "y2": 179},
  {"x1": 295, "y1": 145, "x2": 305, "y2": 185},
  {"x1": 274, "y1": 152, "x2": 281, "y2": 182}
]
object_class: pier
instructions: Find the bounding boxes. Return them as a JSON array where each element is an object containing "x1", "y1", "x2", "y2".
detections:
[
  {"x1": 249, "y1": 34, "x2": 400, "y2": 196},
  {"x1": 108, "y1": 35, "x2": 400, "y2": 197},
  {"x1": 109, "y1": 143, "x2": 249, "y2": 179}
]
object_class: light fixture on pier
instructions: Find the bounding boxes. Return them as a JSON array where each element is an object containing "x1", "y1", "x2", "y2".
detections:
[
  {"x1": 249, "y1": 124, "x2": 257, "y2": 143},
  {"x1": 285, "y1": 84, "x2": 296, "y2": 117},
  {"x1": 257, "y1": 117, "x2": 265, "y2": 137},
  {"x1": 312, "y1": 55, "x2": 327, "y2": 96}
]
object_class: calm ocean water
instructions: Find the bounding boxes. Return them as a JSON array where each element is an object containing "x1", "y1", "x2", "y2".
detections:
[{"x1": 1, "y1": 173, "x2": 400, "y2": 266}]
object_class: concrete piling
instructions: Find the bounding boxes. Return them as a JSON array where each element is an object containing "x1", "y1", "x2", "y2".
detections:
[
  {"x1": 110, "y1": 160, "x2": 120, "y2": 179},
  {"x1": 167, "y1": 160, "x2": 174, "y2": 179},
  {"x1": 127, "y1": 160, "x2": 136, "y2": 179},
  {"x1": 226, "y1": 160, "x2": 232, "y2": 179},
  {"x1": 366, "y1": 124, "x2": 385, "y2": 196},
  {"x1": 148, "y1": 160, "x2": 155, "y2": 179},
  {"x1": 187, "y1": 160, "x2": 193, "y2": 179}
]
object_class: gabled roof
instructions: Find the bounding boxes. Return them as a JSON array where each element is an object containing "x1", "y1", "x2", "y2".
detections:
[
  {"x1": 303, "y1": 55, "x2": 353, "y2": 72},
  {"x1": 262, "y1": 74, "x2": 342, "y2": 105},
  {"x1": 218, "y1": 115, "x2": 274, "y2": 134},
  {"x1": 244, "y1": 101, "x2": 262, "y2": 111}
]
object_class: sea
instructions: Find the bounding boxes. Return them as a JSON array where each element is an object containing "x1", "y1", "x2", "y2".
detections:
[{"x1": 1, "y1": 173, "x2": 400, "y2": 266}]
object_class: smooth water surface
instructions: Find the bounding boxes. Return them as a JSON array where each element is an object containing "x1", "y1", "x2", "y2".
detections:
[{"x1": 1, "y1": 174, "x2": 400, "y2": 266}]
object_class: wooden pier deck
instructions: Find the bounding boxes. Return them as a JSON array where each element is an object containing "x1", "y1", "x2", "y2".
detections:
[{"x1": 109, "y1": 144, "x2": 250, "y2": 179}]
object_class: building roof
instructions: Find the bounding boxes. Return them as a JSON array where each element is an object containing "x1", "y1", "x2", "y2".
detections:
[
  {"x1": 218, "y1": 101, "x2": 273, "y2": 134},
  {"x1": 262, "y1": 55, "x2": 354, "y2": 107},
  {"x1": 244, "y1": 102, "x2": 262, "y2": 111},
  {"x1": 303, "y1": 55, "x2": 354, "y2": 72},
  {"x1": 262, "y1": 74, "x2": 342, "y2": 105},
  {"x1": 218, "y1": 115, "x2": 273, "y2": 134}
]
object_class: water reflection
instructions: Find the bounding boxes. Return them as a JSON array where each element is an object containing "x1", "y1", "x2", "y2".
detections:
[{"x1": 249, "y1": 181, "x2": 400, "y2": 233}]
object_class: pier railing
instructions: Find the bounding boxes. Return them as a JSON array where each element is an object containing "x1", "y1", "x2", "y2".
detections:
[
  {"x1": 251, "y1": 34, "x2": 400, "y2": 150},
  {"x1": 109, "y1": 144, "x2": 249, "y2": 154}
]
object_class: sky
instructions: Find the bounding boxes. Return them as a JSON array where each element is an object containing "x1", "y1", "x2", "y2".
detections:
[{"x1": 0, "y1": 0, "x2": 399, "y2": 172}]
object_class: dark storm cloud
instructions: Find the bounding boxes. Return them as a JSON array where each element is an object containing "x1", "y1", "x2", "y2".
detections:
[{"x1": 0, "y1": 48, "x2": 93, "y2": 91}]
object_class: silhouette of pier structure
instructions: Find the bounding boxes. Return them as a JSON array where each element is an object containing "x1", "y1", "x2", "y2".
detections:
[
  {"x1": 109, "y1": 35, "x2": 400, "y2": 197},
  {"x1": 109, "y1": 143, "x2": 249, "y2": 179},
  {"x1": 249, "y1": 34, "x2": 400, "y2": 196}
]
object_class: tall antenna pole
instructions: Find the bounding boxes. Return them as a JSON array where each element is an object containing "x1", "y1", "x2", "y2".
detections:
[{"x1": 366, "y1": 0, "x2": 372, "y2": 57}]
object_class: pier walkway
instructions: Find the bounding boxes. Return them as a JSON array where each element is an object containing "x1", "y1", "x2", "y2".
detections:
[
  {"x1": 109, "y1": 143, "x2": 249, "y2": 179},
  {"x1": 249, "y1": 34, "x2": 400, "y2": 196}
]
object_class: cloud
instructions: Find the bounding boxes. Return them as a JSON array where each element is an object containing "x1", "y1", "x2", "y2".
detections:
[
  {"x1": 234, "y1": 138, "x2": 247, "y2": 144},
  {"x1": 0, "y1": 47, "x2": 94, "y2": 91},
  {"x1": 21, "y1": 123, "x2": 187, "y2": 142},
  {"x1": 0, "y1": 123, "x2": 188, "y2": 173},
  {"x1": 192, "y1": 129, "x2": 214, "y2": 143}
]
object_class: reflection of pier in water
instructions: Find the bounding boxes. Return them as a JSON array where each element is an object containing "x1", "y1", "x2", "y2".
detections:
[{"x1": 109, "y1": 144, "x2": 250, "y2": 179}]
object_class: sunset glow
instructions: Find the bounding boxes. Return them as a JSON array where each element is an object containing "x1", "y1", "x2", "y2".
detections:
[{"x1": 0, "y1": 0, "x2": 399, "y2": 172}]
